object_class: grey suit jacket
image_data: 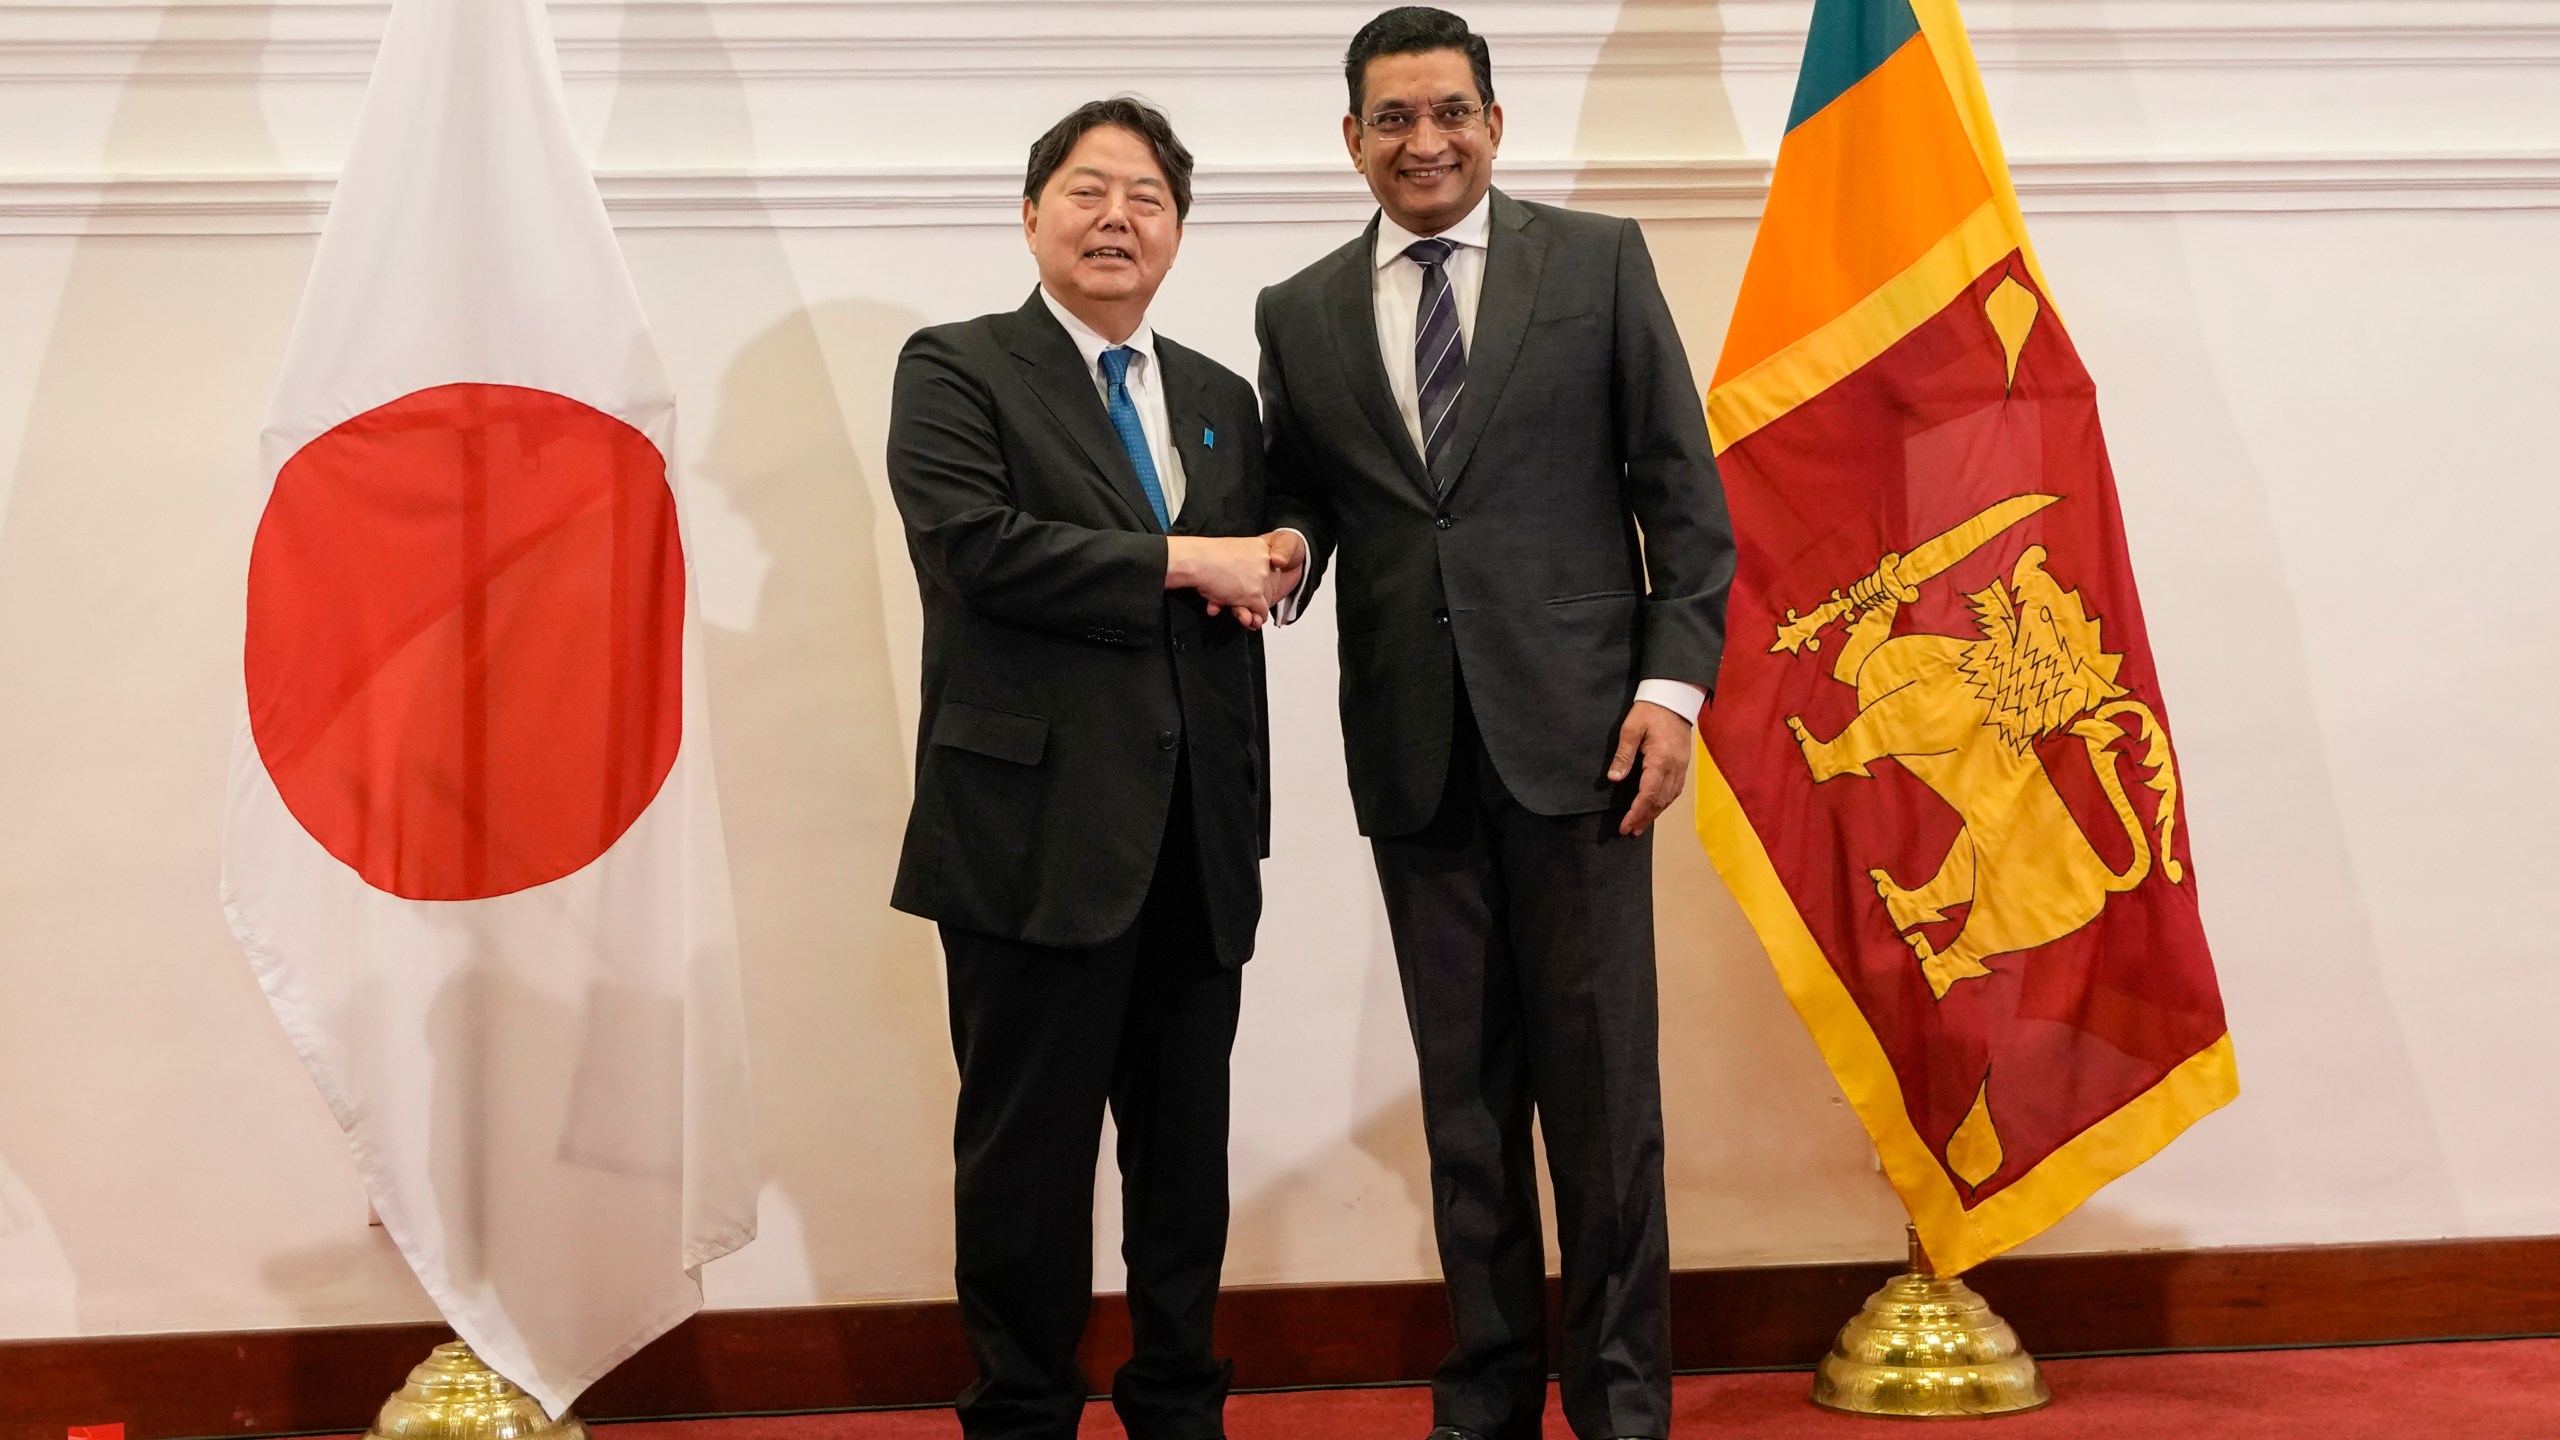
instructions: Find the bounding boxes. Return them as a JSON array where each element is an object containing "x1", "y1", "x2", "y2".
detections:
[{"x1": 1257, "y1": 188, "x2": 1734, "y2": 836}]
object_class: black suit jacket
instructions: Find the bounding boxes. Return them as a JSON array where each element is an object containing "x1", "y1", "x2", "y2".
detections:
[
  {"x1": 887, "y1": 291, "x2": 1269, "y2": 965},
  {"x1": 1256, "y1": 189, "x2": 1735, "y2": 836}
]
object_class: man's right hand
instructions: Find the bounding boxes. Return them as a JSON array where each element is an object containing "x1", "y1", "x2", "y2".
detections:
[
  {"x1": 1166, "y1": 535, "x2": 1278, "y2": 628},
  {"x1": 1263, "y1": 530, "x2": 1307, "y2": 619}
]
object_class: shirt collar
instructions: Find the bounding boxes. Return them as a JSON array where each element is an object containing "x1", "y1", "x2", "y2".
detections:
[
  {"x1": 1040, "y1": 286, "x2": 1157, "y2": 377},
  {"x1": 1374, "y1": 191, "x2": 1493, "y2": 271}
]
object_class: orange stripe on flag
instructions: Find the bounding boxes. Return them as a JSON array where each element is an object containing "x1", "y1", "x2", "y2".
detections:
[{"x1": 1712, "y1": 34, "x2": 1991, "y2": 390}]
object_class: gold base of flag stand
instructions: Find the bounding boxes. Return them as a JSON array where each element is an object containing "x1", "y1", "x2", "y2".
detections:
[
  {"x1": 366, "y1": 1341, "x2": 589, "y2": 1440},
  {"x1": 1812, "y1": 1226, "x2": 2051, "y2": 1418}
]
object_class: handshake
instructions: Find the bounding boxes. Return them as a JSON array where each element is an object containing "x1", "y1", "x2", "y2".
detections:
[{"x1": 1165, "y1": 530, "x2": 1309, "y2": 631}]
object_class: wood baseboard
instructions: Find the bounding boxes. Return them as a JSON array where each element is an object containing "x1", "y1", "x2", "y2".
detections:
[{"x1": 3, "y1": 1236, "x2": 2553, "y2": 1439}]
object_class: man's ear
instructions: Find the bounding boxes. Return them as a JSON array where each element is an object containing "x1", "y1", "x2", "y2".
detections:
[
  {"x1": 1342, "y1": 112, "x2": 1364, "y2": 169},
  {"x1": 1021, "y1": 196, "x2": 1038, "y2": 252},
  {"x1": 1485, "y1": 102, "x2": 1503, "y2": 154}
]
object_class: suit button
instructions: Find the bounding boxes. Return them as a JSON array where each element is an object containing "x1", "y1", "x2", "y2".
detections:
[
  {"x1": 1172, "y1": 638, "x2": 1187, "y2": 654},
  {"x1": 1435, "y1": 514, "x2": 1454, "y2": 530},
  {"x1": 1157, "y1": 730, "x2": 1178, "y2": 751},
  {"x1": 1435, "y1": 608, "x2": 1449, "y2": 625}
]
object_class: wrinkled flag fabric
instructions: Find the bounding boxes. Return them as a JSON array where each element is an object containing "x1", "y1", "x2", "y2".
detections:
[
  {"x1": 222, "y1": 0, "x2": 755, "y2": 1410},
  {"x1": 1695, "y1": 0, "x2": 2236, "y2": 1275}
]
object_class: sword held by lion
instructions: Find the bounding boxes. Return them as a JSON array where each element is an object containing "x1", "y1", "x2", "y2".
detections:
[{"x1": 1773, "y1": 494, "x2": 2184, "y2": 999}]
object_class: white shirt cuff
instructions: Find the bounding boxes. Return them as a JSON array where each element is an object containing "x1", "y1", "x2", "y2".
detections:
[
  {"x1": 1272, "y1": 528, "x2": 1314, "y2": 625},
  {"x1": 1634, "y1": 679, "x2": 1706, "y2": 725}
]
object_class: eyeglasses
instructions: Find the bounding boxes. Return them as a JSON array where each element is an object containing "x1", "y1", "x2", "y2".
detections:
[{"x1": 1361, "y1": 102, "x2": 1487, "y2": 138}]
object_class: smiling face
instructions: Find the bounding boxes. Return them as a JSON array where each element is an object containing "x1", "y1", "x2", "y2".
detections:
[
  {"x1": 1345, "y1": 47, "x2": 1503, "y2": 237},
  {"x1": 1023, "y1": 123, "x2": 1182, "y2": 339}
]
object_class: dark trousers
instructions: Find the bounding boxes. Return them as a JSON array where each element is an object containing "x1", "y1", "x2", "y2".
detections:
[
  {"x1": 1371, "y1": 689, "x2": 1673, "y2": 1440},
  {"x1": 941, "y1": 780, "x2": 1241, "y2": 1440}
]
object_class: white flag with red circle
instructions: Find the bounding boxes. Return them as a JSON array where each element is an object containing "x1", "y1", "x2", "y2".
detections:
[{"x1": 221, "y1": 0, "x2": 755, "y2": 1413}]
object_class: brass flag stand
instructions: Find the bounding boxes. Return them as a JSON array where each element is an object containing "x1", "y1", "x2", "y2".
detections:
[
  {"x1": 1812, "y1": 1226, "x2": 2051, "y2": 1418},
  {"x1": 366, "y1": 1342, "x2": 589, "y2": 1440}
]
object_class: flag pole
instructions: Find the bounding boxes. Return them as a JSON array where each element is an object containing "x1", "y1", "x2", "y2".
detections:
[
  {"x1": 1810, "y1": 1223, "x2": 2051, "y2": 1417},
  {"x1": 366, "y1": 1341, "x2": 589, "y2": 1440}
]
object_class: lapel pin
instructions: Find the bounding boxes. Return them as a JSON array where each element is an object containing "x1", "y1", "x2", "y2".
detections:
[{"x1": 1202, "y1": 427, "x2": 1216, "y2": 449}]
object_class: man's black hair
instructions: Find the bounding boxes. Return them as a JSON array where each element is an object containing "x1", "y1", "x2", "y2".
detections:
[
  {"x1": 1345, "y1": 7, "x2": 1495, "y2": 118},
  {"x1": 1023, "y1": 97, "x2": 1195, "y2": 222}
]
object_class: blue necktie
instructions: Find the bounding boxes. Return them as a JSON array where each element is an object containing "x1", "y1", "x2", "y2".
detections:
[
  {"x1": 1098, "y1": 346, "x2": 1173, "y2": 531},
  {"x1": 1406, "y1": 237, "x2": 1467, "y2": 489}
]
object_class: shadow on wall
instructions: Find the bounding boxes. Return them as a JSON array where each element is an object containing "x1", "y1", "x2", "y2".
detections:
[
  {"x1": 1983, "y1": 22, "x2": 2464, "y2": 1253},
  {"x1": 1220, "y1": 897, "x2": 1441, "y2": 1287},
  {"x1": 1573, "y1": 0, "x2": 1744, "y2": 161},
  {"x1": 0, "y1": 1154, "x2": 76, "y2": 1337},
  {"x1": 599, "y1": 3, "x2": 955, "y2": 1306},
  {"x1": 0, "y1": 1, "x2": 431, "y2": 1334},
  {"x1": 698, "y1": 296, "x2": 952, "y2": 1304},
  {"x1": 1573, "y1": 1, "x2": 1915, "y2": 1267}
]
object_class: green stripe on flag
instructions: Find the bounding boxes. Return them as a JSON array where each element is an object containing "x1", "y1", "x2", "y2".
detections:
[{"x1": 1785, "y1": 0, "x2": 1923, "y2": 132}]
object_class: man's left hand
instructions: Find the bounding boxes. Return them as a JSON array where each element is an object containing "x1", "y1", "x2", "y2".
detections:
[{"x1": 1608, "y1": 700, "x2": 1693, "y2": 837}]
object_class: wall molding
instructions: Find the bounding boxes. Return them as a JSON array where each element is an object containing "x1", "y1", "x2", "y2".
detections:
[
  {"x1": 3, "y1": 152, "x2": 2555, "y2": 238},
  {"x1": 2, "y1": 1236, "x2": 2555, "y2": 1438},
  {"x1": 2, "y1": 1, "x2": 2555, "y2": 84}
]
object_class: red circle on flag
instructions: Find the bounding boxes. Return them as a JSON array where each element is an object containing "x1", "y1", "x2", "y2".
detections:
[{"x1": 246, "y1": 383, "x2": 685, "y2": 901}]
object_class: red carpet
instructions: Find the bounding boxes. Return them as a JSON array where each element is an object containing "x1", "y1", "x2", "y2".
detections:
[{"x1": 585, "y1": 1337, "x2": 2560, "y2": 1439}]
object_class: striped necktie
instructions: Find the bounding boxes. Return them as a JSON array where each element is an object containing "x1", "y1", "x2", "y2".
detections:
[
  {"x1": 1098, "y1": 345, "x2": 1173, "y2": 531},
  {"x1": 1406, "y1": 236, "x2": 1466, "y2": 488}
]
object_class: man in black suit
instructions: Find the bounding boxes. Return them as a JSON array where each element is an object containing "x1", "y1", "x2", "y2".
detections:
[
  {"x1": 1256, "y1": 10, "x2": 1735, "y2": 1439},
  {"x1": 886, "y1": 98, "x2": 1288, "y2": 1440}
]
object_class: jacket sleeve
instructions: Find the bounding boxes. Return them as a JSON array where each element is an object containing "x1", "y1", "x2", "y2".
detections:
[
  {"x1": 1256, "y1": 290, "x2": 1338, "y2": 614},
  {"x1": 887, "y1": 327, "x2": 1168, "y2": 648},
  {"x1": 1612, "y1": 218, "x2": 1736, "y2": 695}
]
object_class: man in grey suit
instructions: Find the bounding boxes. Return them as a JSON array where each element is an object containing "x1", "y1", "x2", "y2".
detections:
[{"x1": 1256, "y1": 10, "x2": 1735, "y2": 1439}]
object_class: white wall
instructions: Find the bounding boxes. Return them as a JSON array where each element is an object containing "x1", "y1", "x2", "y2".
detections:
[{"x1": 0, "y1": 0, "x2": 2555, "y2": 1339}]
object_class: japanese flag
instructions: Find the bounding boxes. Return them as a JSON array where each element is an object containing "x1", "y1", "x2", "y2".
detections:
[{"x1": 222, "y1": 0, "x2": 756, "y2": 1413}]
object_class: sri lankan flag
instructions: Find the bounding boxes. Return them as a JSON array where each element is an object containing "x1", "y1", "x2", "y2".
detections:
[{"x1": 1695, "y1": 0, "x2": 2237, "y2": 1275}]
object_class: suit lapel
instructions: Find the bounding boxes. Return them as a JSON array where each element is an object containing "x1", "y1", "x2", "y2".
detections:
[
  {"x1": 1157, "y1": 340, "x2": 1222, "y2": 535},
  {"x1": 1002, "y1": 290, "x2": 1162, "y2": 532},
  {"x1": 1434, "y1": 188, "x2": 1546, "y2": 495},
  {"x1": 1324, "y1": 221, "x2": 1433, "y2": 496}
]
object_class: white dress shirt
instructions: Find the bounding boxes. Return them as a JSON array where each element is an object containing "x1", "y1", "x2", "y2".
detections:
[
  {"x1": 1041, "y1": 285, "x2": 1185, "y2": 521},
  {"x1": 1280, "y1": 197, "x2": 1705, "y2": 724}
]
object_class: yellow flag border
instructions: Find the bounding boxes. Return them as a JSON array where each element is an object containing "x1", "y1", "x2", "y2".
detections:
[
  {"x1": 1707, "y1": 198, "x2": 2014, "y2": 455},
  {"x1": 1910, "y1": 0, "x2": 2056, "y2": 307},
  {"x1": 1692, "y1": 739, "x2": 2239, "y2": 1275}
]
